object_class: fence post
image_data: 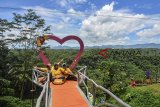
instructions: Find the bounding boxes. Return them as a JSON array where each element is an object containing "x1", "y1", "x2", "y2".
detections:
[
  {"x1": 31, "y1": 87, "x2": 35, "y2": 107},
  {"x1": 77, "y1": 72, "x2": 80, "y2": 84},
  {"x1": 31, "y1": 72, "x2": 35, "y2": 107},
  {"x1": 92, "y1": 83, "x2": 96, "y2": 106},
  {"x1": 84, "y1": 68, "x2": 88, "y2": 97}
]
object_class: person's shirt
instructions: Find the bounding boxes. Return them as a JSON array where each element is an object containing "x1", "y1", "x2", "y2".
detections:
[
  {"x1": 63, "y1": 68, "x2": 72, "y2": 78},
  {"x1": 64, "y1": 68, "x2": 72, "y2": 74},
  {"x1": 51, "y1": 67, "x2": 66, "y2": 78},
  {"x1": 37, "y1": 66, "x2": 66, "y2": 78}
]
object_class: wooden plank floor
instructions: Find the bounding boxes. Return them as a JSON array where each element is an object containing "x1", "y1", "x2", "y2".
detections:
[{"x1": 50, "y1": 81, "x2": 89, "y2": 107}]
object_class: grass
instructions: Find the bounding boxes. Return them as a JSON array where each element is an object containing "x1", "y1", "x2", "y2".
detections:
[
  {"x1": 122, "y1": 84, "x2": 160, "y2": 107},
  {"x1": 133, "y1": 84, "x2": 160, "y2": 96}
]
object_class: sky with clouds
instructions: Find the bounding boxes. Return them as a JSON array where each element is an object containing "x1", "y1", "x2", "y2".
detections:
[{"x1": 0, "y1": 0, "x2": 160, "y2": 47}]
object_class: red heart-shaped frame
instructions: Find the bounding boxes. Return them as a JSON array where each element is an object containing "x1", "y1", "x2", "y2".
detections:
[{"x1": 39, "y1": 34, "x2": 84, "y2": 70}]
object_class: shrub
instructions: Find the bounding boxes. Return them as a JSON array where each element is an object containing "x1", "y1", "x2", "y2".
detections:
[{"x1": 0, "y1": 96, "x2": 31, "y2": 107}]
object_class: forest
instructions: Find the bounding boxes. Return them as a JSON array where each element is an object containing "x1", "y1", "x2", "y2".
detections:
[{"x1": 0, "y1": 10, "x2": 160, "y2": 107}]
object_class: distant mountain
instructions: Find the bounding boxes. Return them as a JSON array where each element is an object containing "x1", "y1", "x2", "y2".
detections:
[
  {"x1": 51, "y1": 45, "x2": 78, "y2": 49},
  {"x1": 85, "y1": 43, "x2": 160, "y2": 49},
  {"x1": 51, "y1": 43, "x2": 160, "y2": 49}
]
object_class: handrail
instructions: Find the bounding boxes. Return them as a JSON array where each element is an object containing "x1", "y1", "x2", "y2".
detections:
[
  {"x1": 36, "y1": 81, "x2": 48, "y2": 107},
  {"x1": 77, "y1": 66, "x2": 131, "y2": 107},
  {"x1": 45, "y1": 73, "x2": 50, "y2": 107},
  {"x1": 32, "y1": 69, "x2": 51, "y2": 107},
  {"x1": 31, "y1": 66, "x2": 130, "y2": 107}
]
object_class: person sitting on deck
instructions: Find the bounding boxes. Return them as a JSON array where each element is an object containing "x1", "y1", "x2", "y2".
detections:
[
  {"x1": 62, "y1": 63, "x2": 77, "y2": 81},
  {"x1": 50, "y1": 63, "x2": 66, "y2": 82},
  {"x1": 34, "y1": 63, "x2": 69, "y2": 84}
]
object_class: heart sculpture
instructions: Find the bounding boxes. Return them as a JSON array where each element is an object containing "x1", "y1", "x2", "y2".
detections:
[{"x1": 38, "y1": 34, "x2": 84, "y2": 71}]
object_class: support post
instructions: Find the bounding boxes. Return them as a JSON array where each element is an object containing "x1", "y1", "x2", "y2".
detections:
[
  {"x1": 31, "y1": 83, "x2": 35, "y2": 107},
  {"x1": 77, "y1": 73, "x2": 80, "y2": 85},
  {"x1": 92, "y1": 83, "x2": 96, "y2": 106},
  {"x1": 31, "y1": 72, "x2": 35, "y2": 107},
  {"x1": 84, "y1": 68, "x2": 88, "y2": 97}
]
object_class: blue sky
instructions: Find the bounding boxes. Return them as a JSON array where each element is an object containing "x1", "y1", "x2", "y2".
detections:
[
  {"x1": 0, "y1": 0, "x2": 160, "y2": 46},
  {"x1": 1, "y1": 0, "x2": 160, "y2": 14}
]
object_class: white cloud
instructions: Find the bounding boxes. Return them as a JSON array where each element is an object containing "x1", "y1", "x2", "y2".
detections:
[
  {"x1": 22, "y1": 6, "x2": 85, "y2": 34},
  {"x1": 56, "y1": 0, "x2": 87, "y2": 7},
  {"x1": 90, "y1": 3, "x2": 97, "y2": 11},
  {"x1": 59, "y1": 0, "x2": 68, "y2": 7},
  {"x1": 6, "y1": 6, "x2": 84, "y2": 46},
  {"x1": 22, "y1": 6, "x2": 65, "y2": 34},
  {"x1": 80, "y1": 1, "x2": 160, "y2": 45},
  {"x1": 137, "y1": 24, "x2": 160, "y2": 37},
  {"x1": 134, "y1": 4, "x2": 153, "y2": 9},
  {"x1": 23, "y1": 6, "x2": 85, "y2": 23},
  {"x1": 67, "y1": 8, "x2": 86, "y2": 20},
  {"x1": 22, "y1": 6, "x2": 59, "y2": 18},
  {"x1": 68, "y1": 8, "x2": 76, "y2": 13},
  {"x1": 3, "y1": 3, "x2": 160, "y2": 46},
  {"x1": 75, "y1": 0, "x2": 87, "y2": 3}
]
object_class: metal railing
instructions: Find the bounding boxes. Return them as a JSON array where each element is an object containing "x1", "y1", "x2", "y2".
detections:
[
  {"x1": 77, "y1": 66, "x2": 131, "y2": 107},
  {"x1": 32, "y1": 69, "x2": 51, "y2": 107},
  {"x1": 31, "y1": 66, "x2": 131, "y2": 107}
]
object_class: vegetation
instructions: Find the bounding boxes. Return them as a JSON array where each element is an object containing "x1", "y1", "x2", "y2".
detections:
[
  {"x1": 0, "y1": 10, "x2": 160, "y2": 107},
  {"x1": 122, "y1": 84, "x2": 160, "y2": 107},
  {"x1": 0, "y1": 96, "x2": 31, "y2": 107}
]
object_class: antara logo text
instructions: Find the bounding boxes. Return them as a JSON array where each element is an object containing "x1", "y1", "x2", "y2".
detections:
[{"x1": 98, "y1": 48, "x2": 160, "y2": 59}]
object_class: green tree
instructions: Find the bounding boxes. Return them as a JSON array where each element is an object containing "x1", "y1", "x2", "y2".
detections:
[
  {"x1": 0, "y1": 18, "x2": 12, "y2": 39},
  {"x1": 6, "y1": 9, "x2": 51, "y2": 99},
  {"x1": 0, "y1": 18, "x2": 15, "y2": 96}
]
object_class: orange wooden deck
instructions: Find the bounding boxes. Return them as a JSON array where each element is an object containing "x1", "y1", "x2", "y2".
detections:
[{"x1": 50, "y1": 81, "x2": 89, "y2": 107}]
